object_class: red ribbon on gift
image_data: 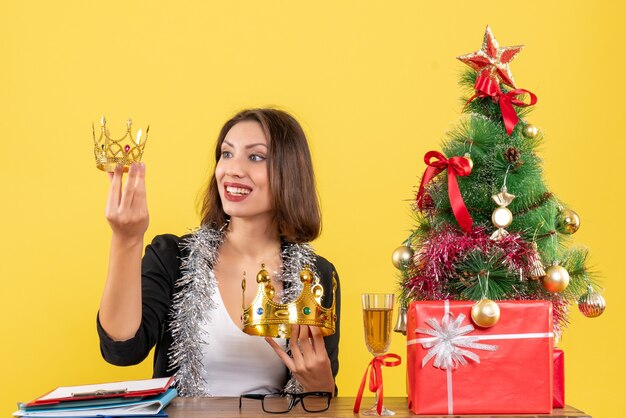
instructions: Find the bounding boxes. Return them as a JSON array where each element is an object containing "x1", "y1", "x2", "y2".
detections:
[
  {"x1": 467, "y1": 74, "x2": 537, "y2": 135},
  {"x1": 416, "y1": 151, "x2": 473, "y2": 233},
  {"x1": 407, "y1": 300, "x2": 555, "y2": 415},
  {"x1": 353, "y1": 353, "x2": 401, "y2": 415}
]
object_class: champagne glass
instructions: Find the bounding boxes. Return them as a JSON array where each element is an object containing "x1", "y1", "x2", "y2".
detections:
[{"x1": 362, "y1": 293, "x2": 395, "y2": 416}]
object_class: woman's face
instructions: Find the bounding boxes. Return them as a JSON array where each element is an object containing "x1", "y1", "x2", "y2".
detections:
[{"x1": 215, "y1": 120, "x2": 274, "y2": 222}]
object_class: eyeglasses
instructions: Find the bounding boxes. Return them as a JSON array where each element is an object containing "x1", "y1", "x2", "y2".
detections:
[{"x1": 239, "y1": 391, "x2": 332, "y2": 414}]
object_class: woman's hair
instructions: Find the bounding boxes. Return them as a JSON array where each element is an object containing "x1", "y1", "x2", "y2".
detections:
[{"x1": 200, "y1": 108, "x2": 321, "y2": 243}]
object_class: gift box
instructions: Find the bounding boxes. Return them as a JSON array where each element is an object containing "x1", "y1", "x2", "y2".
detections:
[
  {"x1": 553, "y1": 348, "x2": 565, "y2": 408},
  {"x1": 407, "y1": 300, "x2": 553, "y2": 415}
]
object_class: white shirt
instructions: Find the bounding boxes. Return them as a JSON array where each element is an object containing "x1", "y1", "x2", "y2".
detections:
[{"x1": 199, "y1": 287, "x2": 288, "y2": 396}]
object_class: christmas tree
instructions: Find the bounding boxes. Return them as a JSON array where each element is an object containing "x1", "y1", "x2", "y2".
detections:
[{"x1": 394, "y1": 26, "x2": 605, "y2": 339}]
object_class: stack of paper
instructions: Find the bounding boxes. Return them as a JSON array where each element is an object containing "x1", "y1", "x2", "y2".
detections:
[{"x1": 14, "y1": 377, "x2": 176, "y2": 418}]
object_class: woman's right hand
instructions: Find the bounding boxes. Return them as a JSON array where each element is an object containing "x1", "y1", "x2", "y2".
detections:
[
  {"x1": 106, "y1": 163, "x2": 149, "y2": 240},
  {"x1": 99, "y1": 162, "x2": 147, "y2": 341}
]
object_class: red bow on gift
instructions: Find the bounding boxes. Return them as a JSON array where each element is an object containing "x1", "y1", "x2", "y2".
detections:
[
  {"x1": 353, "y1": 353, "x2": 402, "y2": 415},
  {"x1": 469, "y1": 74, "x2": 537, "y2": 135},
  {"x1": 416, "y1": 151, "x2": 473, "y2": 233}
]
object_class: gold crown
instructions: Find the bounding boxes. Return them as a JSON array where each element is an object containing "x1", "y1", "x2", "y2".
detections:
[
  {"x1": 241, "y1": 264, "x2": 337, "y2": 338},
  {"x1": 93, "y1": 116, "x2": 149, "y2": 172}
]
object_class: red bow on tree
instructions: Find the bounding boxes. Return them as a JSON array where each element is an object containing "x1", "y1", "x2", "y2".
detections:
[
  {"x1": 416, "y1": 151, "x2": 473, "y2": 233},
  {"x1": 470, "y1": 75, "x2": 537, "y2": 135}
]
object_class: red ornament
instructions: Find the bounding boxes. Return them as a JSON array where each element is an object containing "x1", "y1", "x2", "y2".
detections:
[{"x1": 124, "y1": 145, "x2": 131, "y2": 153}]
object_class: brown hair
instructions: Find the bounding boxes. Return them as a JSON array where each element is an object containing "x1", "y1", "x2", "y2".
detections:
[{"x1": 200, "y1": 108, "x2": 321, "y2": 243}]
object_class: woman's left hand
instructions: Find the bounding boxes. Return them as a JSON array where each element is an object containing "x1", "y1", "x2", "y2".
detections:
[{"x1": 266, "y1": 325, "x2": 335, "y2": 394}]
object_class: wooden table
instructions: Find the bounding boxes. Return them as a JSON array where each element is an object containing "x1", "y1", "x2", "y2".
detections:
[{"x1": 166, "y1": 397, "x2": 591, "y2": 417}]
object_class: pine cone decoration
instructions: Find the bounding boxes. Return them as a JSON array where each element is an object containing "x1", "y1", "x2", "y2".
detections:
[{"x1": 504, "y1": 147, "x2": 521, "y2": 164}]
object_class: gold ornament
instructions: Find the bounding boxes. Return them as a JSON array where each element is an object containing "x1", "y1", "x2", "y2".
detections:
[
  {"x1": 241, "y1": 264, "x2": 337, "y2": 338},
  {"x1": 556, "y1": 208, "x2": 580, "y2": 234},
  {"x1": 490, "y1": 186, "x2": 516, "y2": 240},
  {"x1": 542, "y1": 263, "x2": 570, "y2": 293},
  {"x1": 522, "y1": 124, "x2": 539, "y2": 139},
  {"x1": 528, "y1": 242, "x2": 546, "y2": 280},
  {"x1": 393, "y1": 304, "x2": 408, "y2": 335},
  {"x1": 471, "y1": 299, "x2": 501, "y2": 328},
  {"x1": 578, "y1": 286, "x2": 606, "y2": 318},
  {"x1": 463, "y1": 152, "x2": 474, "y2": 170},
  {"x1": 93, "y1": 116, "x2": 149, "y2": 172},
  {"x1": 392, "y1": 245, "x2": 414, "y2": 269}
]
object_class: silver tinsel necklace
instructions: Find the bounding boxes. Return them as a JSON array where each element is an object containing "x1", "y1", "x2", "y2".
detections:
[{"x1": 168, "y1": 223, "x2": 317, "y2": 396}]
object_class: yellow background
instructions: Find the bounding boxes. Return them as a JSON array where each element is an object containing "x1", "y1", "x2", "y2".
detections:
[{"x1": 1, "y1": 1, "x2": 624, "y2": 416}]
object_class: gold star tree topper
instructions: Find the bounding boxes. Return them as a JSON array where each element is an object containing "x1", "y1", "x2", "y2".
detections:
[{"x1": 457, "y1": 26, "x2": 523, "y2": 89}]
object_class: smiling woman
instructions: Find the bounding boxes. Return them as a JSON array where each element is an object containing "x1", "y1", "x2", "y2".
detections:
[
  {"x1": 96, "y1": 108, "x2": 341, "y2": 397},
  {"x1": 201, "y1": 109, "x2": 321, "y2": 242},
  {"x1": 215, "y1": 121, "x2": 274, "y2": 220}
]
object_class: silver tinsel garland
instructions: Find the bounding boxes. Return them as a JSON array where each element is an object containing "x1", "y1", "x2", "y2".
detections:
[{"x1": 168, "y1": 224, "x2": 318, "y2": 396}]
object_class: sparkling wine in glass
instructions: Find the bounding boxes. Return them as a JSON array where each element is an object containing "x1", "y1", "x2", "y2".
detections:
[{"x1": 362, "y1": 293, "x2": 395, "y2": 416}]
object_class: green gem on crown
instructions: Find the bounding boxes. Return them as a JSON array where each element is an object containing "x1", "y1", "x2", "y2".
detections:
[{"x1": 303, "y1": 307, "x2": 311, "y2": 315}]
